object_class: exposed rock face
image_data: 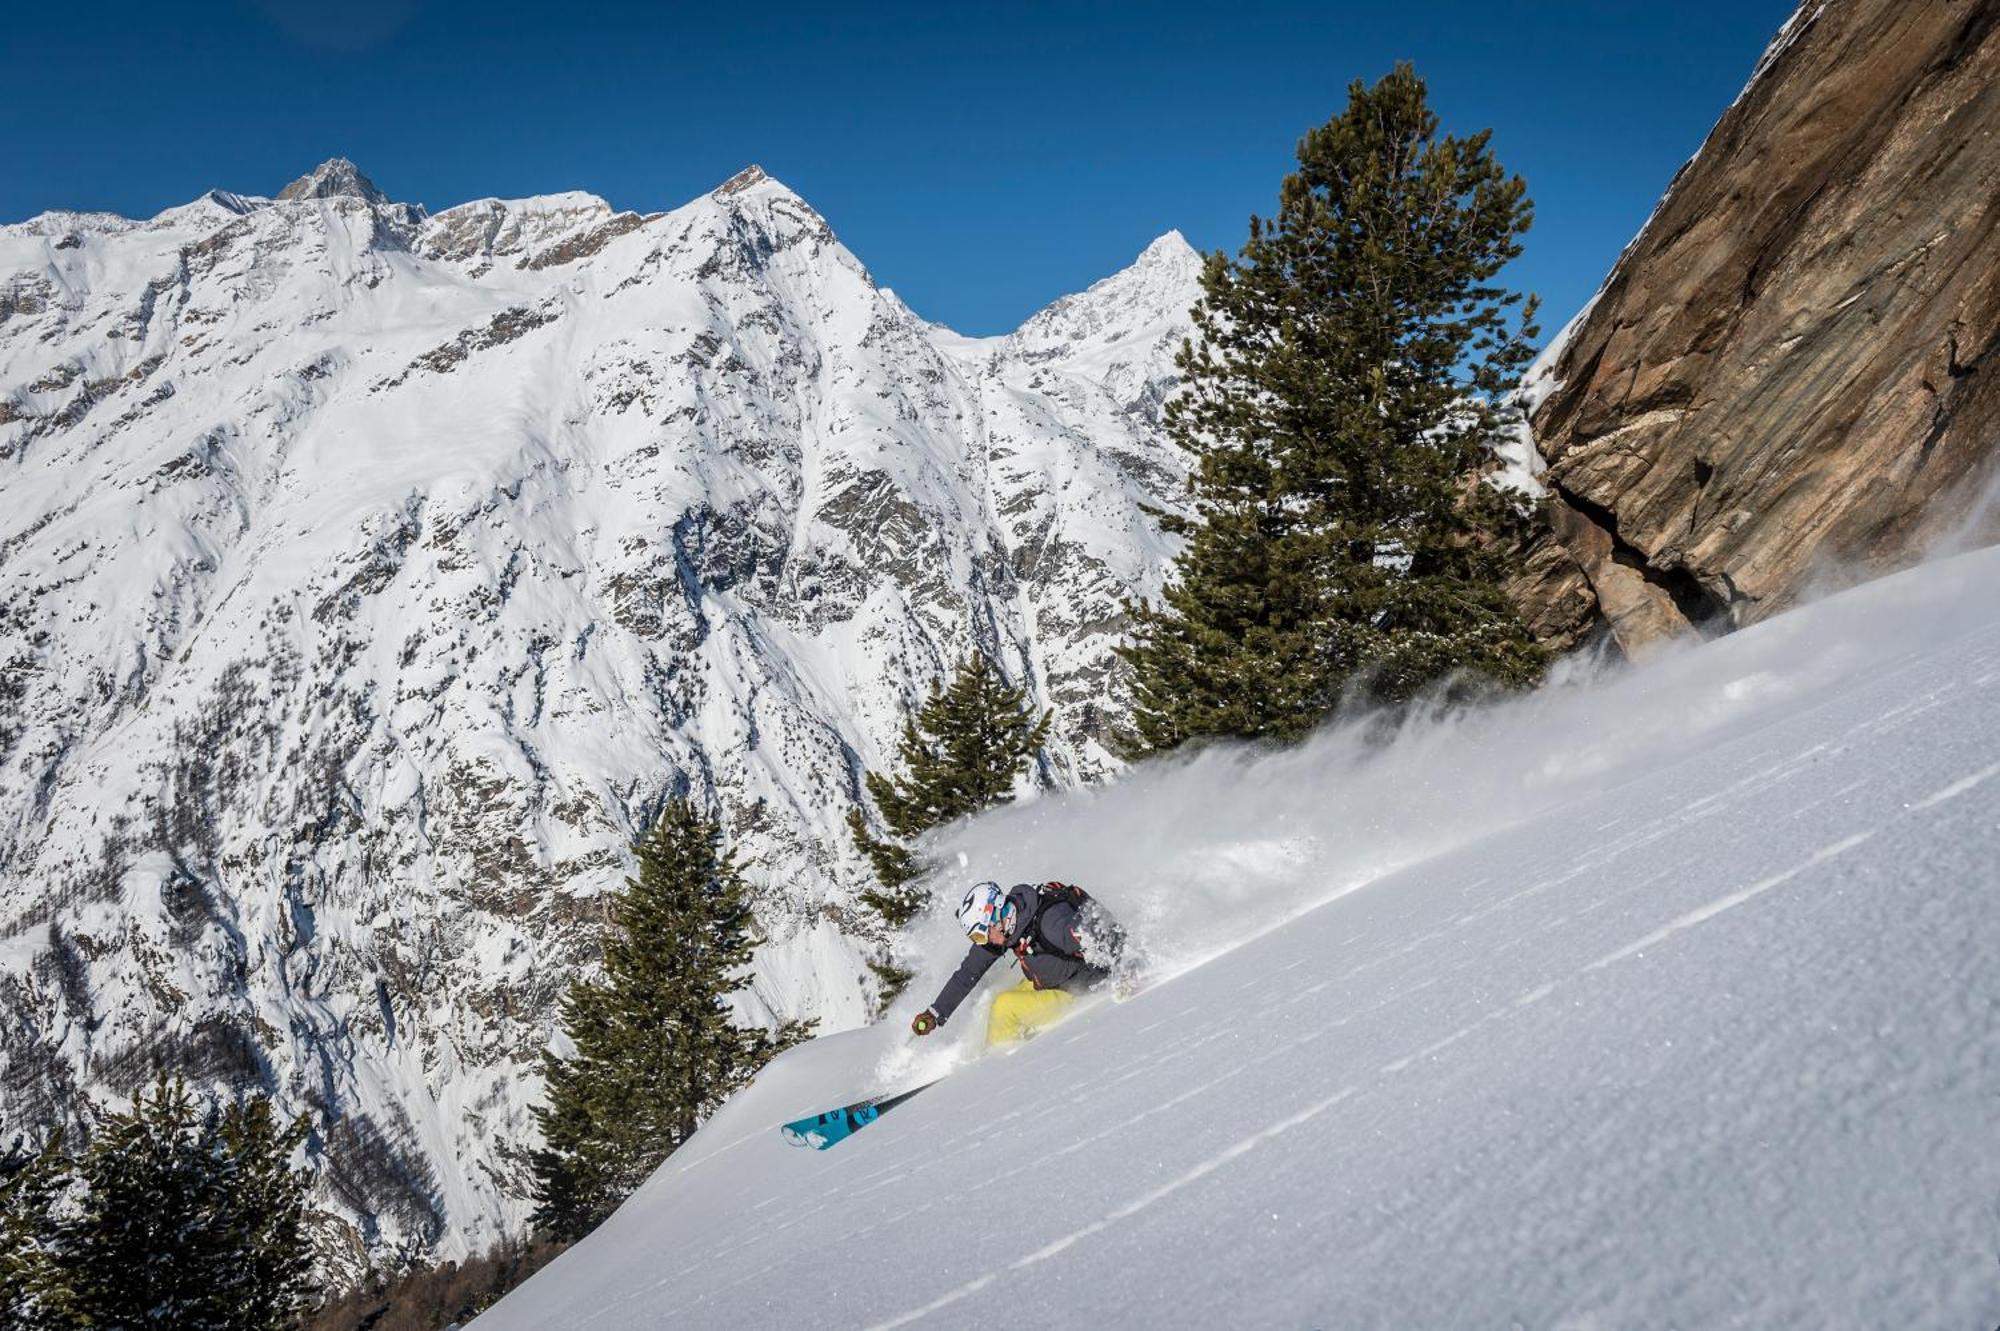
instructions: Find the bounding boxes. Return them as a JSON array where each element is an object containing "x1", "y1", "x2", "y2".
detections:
[
  {"x1": 0, "y1": 159, "x2": 1198, "y2": 1271},
  {"x1": 1517, "y1": 0, "x2": 2000, "y2": 654},
  {"x1": 276, "y1": 156, "x2": 390, "y2": 205}
]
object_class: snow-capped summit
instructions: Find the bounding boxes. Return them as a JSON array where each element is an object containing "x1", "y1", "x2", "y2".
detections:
[
  {"x1": 0, "y1": 164, "x2": 1200, "y2": 1270},
  {"x1": 1136, "y1": 226, "x2": 1199, "y2": 268},
  {"x1": 276, "y1": 155, "x2": 390, "y2": 204},
  {"x1": 419, "y1": 189, "x2": 636, "y2": 270},
  {"x1": 694, "y1": 163, "x2": 841, "y2": 250},
  {"x1": 1002, "y1": 229, "x2": 1201, "y2": 368}
]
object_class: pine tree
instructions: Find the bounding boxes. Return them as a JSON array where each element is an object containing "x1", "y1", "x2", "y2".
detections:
[
  {"x1": 531, "y1": 799, "x2": 812, "y2": 1242},
  {"x1": 0, "y1": 1137, "x2": 78, "y2": 1330},
  {"x1": 57, "y1": 1076, "x2": 316, "y2": 1331},
  {"x1": 212, "y1": 1097, "x2": 316, "y2": 1329},
  {"x1": 847, "y1": 654, "x2": 1051, "y2": 1000},
  {"x1": 525, "y1": 985, "x2": 626, "y2": 1238},
  {"x1": 1120, "y1": 64, "x2": 1547, "y2": 753},
  {"x1": 63, "y1": 1077, "x2": 226, "y2": 1327}
]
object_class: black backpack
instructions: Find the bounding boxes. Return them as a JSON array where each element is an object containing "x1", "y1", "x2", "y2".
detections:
[{"x1": 1012, "y1": 882, "x2": 1091, "y2": 960}]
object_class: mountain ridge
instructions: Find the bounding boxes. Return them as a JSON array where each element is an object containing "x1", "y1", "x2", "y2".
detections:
[{"x1": 0, "y1": 157, "x2": 1200, "y2": 1270}]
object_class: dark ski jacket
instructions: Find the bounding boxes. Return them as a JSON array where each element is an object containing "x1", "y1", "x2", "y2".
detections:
[{"x1": 927, "y1": 883, "x2": 1123, "y2": 1025}]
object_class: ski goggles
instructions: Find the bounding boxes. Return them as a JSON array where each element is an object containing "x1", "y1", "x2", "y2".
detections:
[{"x1": 968, "y1": 900, "x2": 1017, "y2": 946}]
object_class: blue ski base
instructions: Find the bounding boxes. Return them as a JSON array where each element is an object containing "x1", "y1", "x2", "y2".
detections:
[
  {"x1": 779, "y1": 1082, "x2": 934, "y2": 1150},
  {"x1": 781, "y1": 1102, "x2": 883, "y2": 1150}
]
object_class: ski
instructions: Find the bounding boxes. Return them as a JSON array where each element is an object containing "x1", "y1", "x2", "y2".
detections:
[{"x1": 779, "y1": 1082, "x2": 935, "y2": 1151}]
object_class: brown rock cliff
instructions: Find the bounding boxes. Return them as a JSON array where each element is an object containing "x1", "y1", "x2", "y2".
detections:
[{"x1": 1516, "y1": 0, "x2": 2000, "y2": 655}]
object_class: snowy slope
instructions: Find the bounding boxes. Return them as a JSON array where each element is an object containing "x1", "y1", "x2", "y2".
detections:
[
  {"x1": 0, "y1": 160, "x2": 1200, "y2": 1267},
  {"x1": 483, "y1": 544, "x2": 2000, "y2": 1329}
]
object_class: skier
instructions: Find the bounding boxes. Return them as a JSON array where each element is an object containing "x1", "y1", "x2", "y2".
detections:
[{"x1": 909, "y1": 881, "x2": 1126, "y2": 1048}]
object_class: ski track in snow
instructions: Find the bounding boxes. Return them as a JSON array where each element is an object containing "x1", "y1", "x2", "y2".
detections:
[
  {"x1": 1908, "y1": 760, "x2": 2000, "y2": 811},
  {"x1": 482, "y1": 545, "x2": 2000, "y2": 1328},
  {"x1": 1582, "y1": 831, "x2": 1876, "y2": 972},
  {"x1": 880, "y1": 807, "x2": 1931, "y2": 1326}
]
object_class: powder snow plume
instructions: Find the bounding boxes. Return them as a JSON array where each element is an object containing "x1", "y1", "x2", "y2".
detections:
[{"x1": 883, "y1": 534, "x2": 2000, "y2": 1062}]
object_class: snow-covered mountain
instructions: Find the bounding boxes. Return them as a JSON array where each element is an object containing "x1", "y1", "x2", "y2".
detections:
[
  {"x1": 482, "y1": 540, "x2": 2000, "y2": 1330},
  {"x1": 0, "y1": 158, "x2": 1201, "y2": 1268}
]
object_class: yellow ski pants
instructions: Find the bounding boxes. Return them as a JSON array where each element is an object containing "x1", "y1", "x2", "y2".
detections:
[{"x1": 986, "y1": 979, "x2": 1076, "y2": 1049}]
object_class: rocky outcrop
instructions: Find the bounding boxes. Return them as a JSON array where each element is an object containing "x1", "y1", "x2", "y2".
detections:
[{"x1": 1516, "y1": 0, "x2": 2000, "y2": 655}]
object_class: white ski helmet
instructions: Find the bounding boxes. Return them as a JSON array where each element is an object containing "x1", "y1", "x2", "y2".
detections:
[{"x1": 956, "y1": 881, "x2": 1005, "y2": 940}]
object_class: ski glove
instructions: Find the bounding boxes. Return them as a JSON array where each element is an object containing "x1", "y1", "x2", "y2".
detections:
[{"x1": 911, "y1": 1009, "x2": 938, "y2": 1037}]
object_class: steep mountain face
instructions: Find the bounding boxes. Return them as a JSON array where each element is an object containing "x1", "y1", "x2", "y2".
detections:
[
  {"x1": 0, "y1": 161, "x2": 1199, "y2": 1268},
  {"x1": 1513, "y1": 0, "x2": 2000, "y2": 654}
]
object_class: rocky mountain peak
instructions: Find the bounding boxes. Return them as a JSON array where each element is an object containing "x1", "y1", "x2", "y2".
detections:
[
  {"x1": 277, "y1": 156, "x2": 388, "y2": 205},
  {"x1": 713, "y1": 164, "x2": 771, "y2": 198},
  {"x1": 708, "y1": 163, "x2": 818, "y2": 218},
  {"x1": 698, "y1": 163, "x2": 841, "y2": 265}
]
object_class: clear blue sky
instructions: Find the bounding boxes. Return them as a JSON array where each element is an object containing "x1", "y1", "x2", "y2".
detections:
[{"x1": 4, "y1": 0, "x2": 1795, "y2": 336}]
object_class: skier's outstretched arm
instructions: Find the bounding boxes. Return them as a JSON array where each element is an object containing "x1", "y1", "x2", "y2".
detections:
[{"x1": 912, "y1": 944, "x2": 999, "y2": 1035}]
